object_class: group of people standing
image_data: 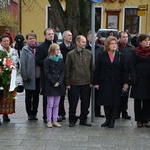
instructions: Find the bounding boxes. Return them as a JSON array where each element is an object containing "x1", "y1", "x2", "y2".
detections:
[{"x1": 0, "y1": 28, "x2": 150, "y2": 129}]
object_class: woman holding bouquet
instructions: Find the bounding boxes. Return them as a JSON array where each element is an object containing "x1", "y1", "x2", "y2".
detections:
[{"x1": 0, "y1": 34, "x2": 19, "y2": 123}]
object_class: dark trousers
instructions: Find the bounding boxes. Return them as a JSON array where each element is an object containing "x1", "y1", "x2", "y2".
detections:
[
  {"x1": 119, "y1": 95, "x2": 128, "y2": 115},
  {"x1": 104, "y1": 106, "x2": 117, "y2": 120},
  {"x1": 58, "y1": 95, "x2": 66, "y2": 116},
  {"x1": 134, "y1": 99, "x2": 149, "y2": 123},
  {"x1": 68, "y1": 85, "x2": 90, "y2": 123},
  {"x1": 25, "y1": 78, "x2": 40, "y2": 116},
  {"x1": 43, "y1": 96, "x2": 47, "y2": 119}
]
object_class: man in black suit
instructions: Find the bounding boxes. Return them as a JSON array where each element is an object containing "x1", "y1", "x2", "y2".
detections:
[
  {"x1": 58, "y1": 30, "x2": 75, "y2": 121},
  {"x1": 36, "y1": 28, "x2": 56, "y2": 123}
]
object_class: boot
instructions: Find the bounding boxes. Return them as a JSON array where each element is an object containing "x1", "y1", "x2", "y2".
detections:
[
  {"x1": 108, "y1": 119, "x2": 115, "y2": 128},
  {"x1": 101, "y1": 119, "x2": 110, "y2": 127}
]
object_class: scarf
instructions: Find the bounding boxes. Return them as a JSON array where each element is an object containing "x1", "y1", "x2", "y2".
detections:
[
  {"x1": 49, "y1": 55, "x2": 60, "y2": 62},
  {"x1": 135, "y1": 45, "x2": 150, "y2": 58},
  {"x1": 27, "y1": 42, "x2": 38, "y2": 58},
  {"x1": 108, "y1": 51, "x2": 115, "y2": 63}
]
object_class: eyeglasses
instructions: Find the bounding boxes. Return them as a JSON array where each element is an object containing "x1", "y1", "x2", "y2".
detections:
[{"x1": 110, "y1": 43, "x2": 117, "y2": 45}]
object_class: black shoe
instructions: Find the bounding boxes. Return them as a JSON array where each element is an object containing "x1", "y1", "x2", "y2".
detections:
[
  {"x1": 122, "y1": 114, "x2": 131, "y2": 120},
  {"x1": 28, "y1": 115, "x2": 33, "y2": 120},
  {"x1": 69, "y1": 122, "x2": 75, "y2": 127},
  {"x1": 108, "y1": 119, "x2": 115, "y2": 128},
  {"x1": 101, "y1": 120, "x2": 110, "y2": 127},
  {"x1": 95, "y1": 113, "x2": 105, "y2": 118},
  {"x1": 80, "y1": 121, "x2": 92, "y2": 126},
  {"x1": 43, "y1": 119, "x2": 47, "y2": 123},
  {"x1": 59, "y1": 115, "x2": 66, "y2": 120},
  {"x1": 33, "y1": 115, "x2": 38, "y2": 120},
  {"x1": 3, "y1": 115, "x2": 10, "y2": 122},
  {"x1": 57, "y1": 117, "x2": 62, "y2": 122},
  {"x1": 115, "y1": 115, "x2": 120, "y2": 119}
]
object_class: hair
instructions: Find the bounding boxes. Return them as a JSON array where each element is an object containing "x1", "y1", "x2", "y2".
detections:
[
  {"x1": 138, "y1": 34, "x2": 150, "y2": 43},
  {"x1": 75, "y1": 35, "x2": 85, "y2": 43},
  {"x1": 26, "y1": 32, "x2": 37, "y2": 40},
  {"x1": 104, "y1": 36, "x2": 118, "y2": 52},
  {"x1": 5, "y1": 28, "x2": 9, "y2": 32},
  {"x1": 43, "y1": 28, "x2": 53, "y2": 36},
  {"x1": 62, "y1": 30, "x2": 71, "y2": 37},
  {"x1": 118, "y1": 31, "x2": 127, "y2": 38},
  {"x1": 87, "y1": 30, "x2": 96, "y2": 37},
  {"x1": 48, "y1": 43, "x2": 59, "y2": 57},
  {"x1": 0, "y1": 34, "x2": 10, "y2": 42}
]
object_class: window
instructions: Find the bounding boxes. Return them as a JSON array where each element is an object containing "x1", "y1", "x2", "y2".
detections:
[
  {"x1": 47, "y1": 7, "x2": 60, "y2": 31},
  {"x1": 124, "y1": 8, "x2": 139, "y2": 34},
  {"x1": 95, "y1": 7, "x2": 102, "y2": 32}
]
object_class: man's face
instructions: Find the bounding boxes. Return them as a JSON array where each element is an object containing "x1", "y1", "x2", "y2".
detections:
[
  {"x1": 64, "y1": 31, "x2": 72, "y2": 43},
  {"x1": 1, "y1": 37, "x2": 10, "y2": 48},
  {"x1": 87, "y1": 33, "x2": 97, "y2": 43},
  {"x1": 45, "y1": 29, "x2": 54, "y2": 41},
  {"x1": 76, "y1": 36, "x2": 86, "y2": 49},
  {"x1": 119, "y1": 33, "x2": 128, "y2": 44}
]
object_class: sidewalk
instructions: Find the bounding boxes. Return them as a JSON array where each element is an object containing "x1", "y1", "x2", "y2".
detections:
[{"x1": 0, "y1": 92, "x2": 150, "y2": 150}]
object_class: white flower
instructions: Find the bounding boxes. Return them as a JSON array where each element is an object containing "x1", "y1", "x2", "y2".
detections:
[
  {"x1": 0, "y1": 87, "x2": 4, "y2": 90},
  {"x1": 0, "y1": 59, "x2": 2, "y2": 61}
]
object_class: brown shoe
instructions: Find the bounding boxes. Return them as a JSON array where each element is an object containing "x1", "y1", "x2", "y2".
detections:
[
  {"x1": 137, "y1": 122, "x2": 143, "y2": 128},
  {"x1": 143, "y1": 123, "x2": 150, "y2": 128}
]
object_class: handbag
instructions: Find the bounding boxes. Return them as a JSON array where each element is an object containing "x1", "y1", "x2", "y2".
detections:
[{"x1": 16, "y1": 73, "x2": 24, "y2": 93}]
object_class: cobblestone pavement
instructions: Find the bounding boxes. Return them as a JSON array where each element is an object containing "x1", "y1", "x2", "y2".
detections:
[{"x1": 0, "y1": 92, "x2": 150, "y2": 150}]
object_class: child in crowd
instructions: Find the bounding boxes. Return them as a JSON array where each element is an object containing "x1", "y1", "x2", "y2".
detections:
[{"x1": 44, "y1": 43, "x2": 65, "y2": 128}]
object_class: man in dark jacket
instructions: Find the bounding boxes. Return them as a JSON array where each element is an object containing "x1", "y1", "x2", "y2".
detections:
[
  {"x1": 86, "y1": 31, "x2": 104, "y2": 117},
  {"x1": 65, "y1": 35, "x2": 94, "y2": 127},
  {"x1": 58, "y1": 30, "x2": 75, "y2": 121},
  {"x1": 117, "y1": 31, "x2": 135, "y2": 120},
  {"x1": 36, "y1": 28, "x2": 56, "y2": 123}
]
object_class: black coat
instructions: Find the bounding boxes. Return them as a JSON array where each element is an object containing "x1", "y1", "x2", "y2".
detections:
[
  {"x1": 60, "y1": 42, "x2": 75, "y2": 63},
  {"x1": 44, "y1": 58, "x2": 65, "y2": 96},
  {"x1": 130, "y1": 52, "x2": 150, "y2": 99},
  {"x1": 36, "y1": 39, "x2": 55, "y2": 90},
  {"x1": 86, "y1": 43, "x2": 104, "y2": 64},
  {"x1": 94, "y1": 51, "x2": 128, "y2": 107}
]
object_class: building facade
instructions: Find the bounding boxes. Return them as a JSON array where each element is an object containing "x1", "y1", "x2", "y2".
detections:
[{"x1": 20, "y1": 0, "x2": 150, "y2": 42}]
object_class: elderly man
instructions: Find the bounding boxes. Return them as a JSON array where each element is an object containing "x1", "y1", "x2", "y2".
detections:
[{"x1": 58, "y1": 30, "x2": 75, "y2": 121}]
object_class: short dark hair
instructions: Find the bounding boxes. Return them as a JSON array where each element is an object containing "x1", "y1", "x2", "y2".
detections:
[
  {"x1": 0, "y1": 34, "x2": 10, "y2": 42},
  {"x1": 43, "y1": 28, "x2": 53, "y2": 36},
  {"x1": 26, "y1": 32, "x2": 37, "y2": 40},
  {"x1": 118, "y1": 31, "x2": 128, "y2": 38},
  {"x1": 138, "y1": 34, "x2": 150, "y2": 43}
]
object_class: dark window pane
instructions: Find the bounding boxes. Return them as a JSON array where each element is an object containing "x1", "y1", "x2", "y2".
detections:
[{"x1": 124, "y1": 8, "x2": 139, "y2": 34}]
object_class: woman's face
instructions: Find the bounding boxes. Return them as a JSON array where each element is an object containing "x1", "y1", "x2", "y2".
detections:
[
  {"x1": 108, "y1": 40, "x2": 118, "y2": 52},
  {"x1": 140, "y1": 37, "x2": 150, "y2": 48},
  {"x1": 26, "y1": 36, "x2": 36, "y2": 45}
]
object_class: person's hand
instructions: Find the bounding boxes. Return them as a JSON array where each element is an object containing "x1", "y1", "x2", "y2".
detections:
[
  {"x1": 66, "y1": 85, "x2": 71, "y2": 90},
  {"x1": 90, "y1": 84, "x2": 93, "y2": 88},
  {"x1": 94, "y1": 85, "x2": 99, "y2": 90},
  {"x1": 54, "y1": 82, "x2": 59, "y2": 87},
  {"x1": 123, "y1": 83, "x2": 128, "y2": 90}
]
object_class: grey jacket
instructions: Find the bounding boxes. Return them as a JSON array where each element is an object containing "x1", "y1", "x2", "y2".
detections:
[{"x1": 20, "y1": 45, "x2": 36, "y2": 90}]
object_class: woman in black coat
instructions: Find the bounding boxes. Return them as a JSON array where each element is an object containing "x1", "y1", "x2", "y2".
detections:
[
  {"x1": 44, "y1": 43, "x2": 65, "y2": 128},
  {"x1": 130, "y1": 34, "x2": 150, "y2": 128},
  {"x1": 94, "y1": 36, "x2": 128, "y2": 128}
]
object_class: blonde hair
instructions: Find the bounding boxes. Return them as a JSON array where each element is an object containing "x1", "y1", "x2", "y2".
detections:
[
  {"x1": 48, "y1": 43, "x2": 59, "y2": 57},
  {"x1": 104, "y1": 36, "x2": 118, "y2": 52}
]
